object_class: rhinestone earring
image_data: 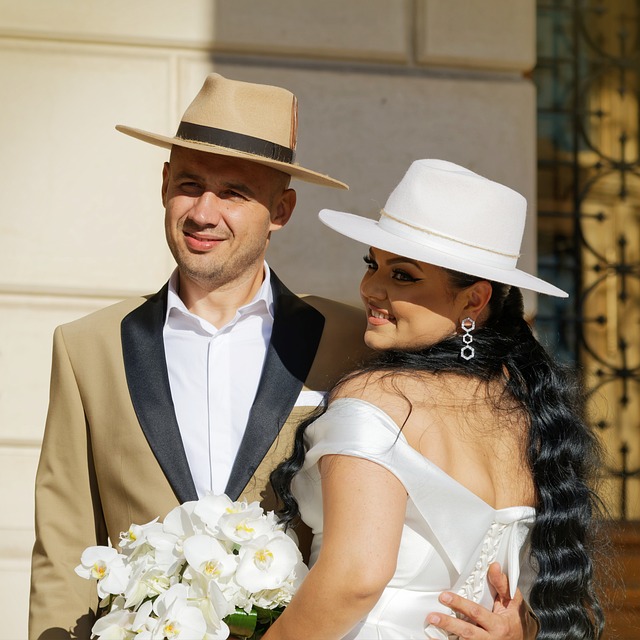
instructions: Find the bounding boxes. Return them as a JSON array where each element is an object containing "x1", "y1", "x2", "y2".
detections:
[{"x1": 460, "y1": 317, "x2": 475, "y2": 360}]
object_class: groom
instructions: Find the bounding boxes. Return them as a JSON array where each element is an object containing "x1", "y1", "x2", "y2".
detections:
[{"x1": 29, "y1": 73, "x2": 533, "y2": 640}]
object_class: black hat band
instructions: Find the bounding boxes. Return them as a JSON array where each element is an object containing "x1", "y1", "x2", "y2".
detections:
[{"x1": 176, "y1": 121, "x2": 295, "y2": 164}]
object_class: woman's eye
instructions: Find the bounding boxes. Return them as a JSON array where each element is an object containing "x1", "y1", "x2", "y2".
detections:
[
  {"x1": 363, "y1": 255, "x2": 377, "y2": 270},
  {"x1": 392, "y1": 270, "x2": 420, "y2": 282}
]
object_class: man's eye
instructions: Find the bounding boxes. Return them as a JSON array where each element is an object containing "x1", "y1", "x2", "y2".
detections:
[{"x1": 220, "y1": 189, "x2": 245, "y2": 199}]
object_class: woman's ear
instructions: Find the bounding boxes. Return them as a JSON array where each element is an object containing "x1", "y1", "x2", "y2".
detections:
[{"x1": 461, "y1": 280, "x2": 493, "y2": 322}]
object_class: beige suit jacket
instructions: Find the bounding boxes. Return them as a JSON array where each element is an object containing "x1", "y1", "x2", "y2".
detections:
[{"x1": 29, "y1": 272, "x2": 368, "y2": 639}]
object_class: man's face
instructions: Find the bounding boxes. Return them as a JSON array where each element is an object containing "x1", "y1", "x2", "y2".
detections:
[{"x1": 162, "y1": 146, "x2": 295, "y2": 292}]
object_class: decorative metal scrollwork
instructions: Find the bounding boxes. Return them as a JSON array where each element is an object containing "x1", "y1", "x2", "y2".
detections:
[{"x1": 535, "y1": 0, "x2": 640, "y2": 519}]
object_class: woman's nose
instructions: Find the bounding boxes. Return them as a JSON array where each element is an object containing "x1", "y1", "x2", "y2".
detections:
[{"x1": 360, "y1": 271, "x2": 386, "y2": 301}]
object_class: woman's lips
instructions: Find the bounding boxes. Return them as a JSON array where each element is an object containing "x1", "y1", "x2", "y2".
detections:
[{"x1": 367, "y1": 305, "x2": 396, "y2": 326}]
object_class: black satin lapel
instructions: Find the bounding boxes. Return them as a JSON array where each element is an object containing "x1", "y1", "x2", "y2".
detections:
[
  {"x1": 225, "y1": 273, "x2": 325, "y2": 500},
  {"x1": 121, "y1": 284, "x2": 198, "y2": 504}
]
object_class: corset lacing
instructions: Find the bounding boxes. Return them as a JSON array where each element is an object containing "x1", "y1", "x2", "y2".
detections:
[{"x1": 456, "y1": 520, "x2": 508, "y2": 606}]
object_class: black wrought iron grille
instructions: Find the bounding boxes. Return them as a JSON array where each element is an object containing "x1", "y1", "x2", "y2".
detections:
[{"x1": 535, "y1": 0, "x2": 640, "y2": 520}]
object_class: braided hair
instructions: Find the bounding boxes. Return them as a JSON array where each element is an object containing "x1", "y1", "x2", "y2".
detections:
[{"x1": 271, "y1": 271, "x2": 605, "y2": 640}]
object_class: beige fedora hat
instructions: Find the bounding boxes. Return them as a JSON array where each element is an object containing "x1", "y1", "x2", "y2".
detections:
[
  {"x1": 320, "y1": 159, "x2": 567, "y2": 297},
  {"x1": 116, "y1": 73, "x2": 347, "y2": 190}
]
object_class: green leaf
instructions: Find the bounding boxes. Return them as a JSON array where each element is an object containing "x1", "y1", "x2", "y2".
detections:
[
  {"x1": 224, "y1": 606, "x2": 286, "y2": 639},
  {"x1": 224, "y1": 609, "x2": 258, "y2": 638}
]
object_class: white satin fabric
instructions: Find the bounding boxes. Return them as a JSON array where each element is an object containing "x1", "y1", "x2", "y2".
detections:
[{"x1": 292, "y1": 398, "x2": 536, "y2": 640}]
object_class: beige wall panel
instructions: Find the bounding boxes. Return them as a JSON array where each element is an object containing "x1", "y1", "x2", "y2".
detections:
[
  {"x1": 0, "y1": 294, "x2": 123, "y2": 444},
  {"x1": 417, "y1": 0, "x2": 536, "y2": 72},
  {"x1": 210, "y1": 64, "x2": 536, "y2": 308},
  {"x1": 0, "y1": 0, "x2": 409, "y2": 62},
  {"x1": 0, "y1": 40, "x2": 174, "y2": 295},
  {"x1": 0, "y1": 448, "x2": 38, "y2": 532},
  {"x1": 0, "y1": 0, "x2": 216, "y2": 49},
  {"x1": 0, "y1": 447, "x2": 38, "y2": 639},
  {"x1": 0, "y1": 566, "x2": 30, "y2": 640},
  {"x1": 212, "y1": 0, "x2": 410, "y2": 61},
  {"x1": 0, "y1": 551, "x2": 31, "y2": 640},
  {"x1": 178, "y1": 58, "x2": 219, "y2": 115}
]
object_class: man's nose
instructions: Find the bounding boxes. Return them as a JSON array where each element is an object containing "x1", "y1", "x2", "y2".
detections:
[{"x1": 190, "y1": 191, "x2": 223, "y2": 225}]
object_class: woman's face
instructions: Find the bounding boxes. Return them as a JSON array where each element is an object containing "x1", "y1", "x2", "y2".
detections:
[{"x1": 359, "y1": 247, "x2": 470, "y2": 351}]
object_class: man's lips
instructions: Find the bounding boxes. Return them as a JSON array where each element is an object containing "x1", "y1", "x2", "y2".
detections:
[{"x1": 183, "y1": 230, "x2": 227, "y2": 251}]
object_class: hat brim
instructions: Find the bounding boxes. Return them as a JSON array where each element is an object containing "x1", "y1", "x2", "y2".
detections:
[
  {"x1": 116, "y1": 125, "x2": 348, "y2": 190},
  {"x1": 320, "y1": 209, "x2": 568, "y2": 298}
]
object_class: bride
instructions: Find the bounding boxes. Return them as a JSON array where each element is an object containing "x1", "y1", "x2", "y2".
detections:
[{"x1": 265, "y1": 159, "x2": 604, "y2": 640}]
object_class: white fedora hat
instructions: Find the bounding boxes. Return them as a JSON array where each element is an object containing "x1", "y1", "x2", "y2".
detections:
[
  {"x1": 319, "y1": 159, "x2": 567, "y2": 297},
  {"x1": 117, "y1": 73, "x2": 347, "y2": 190}
]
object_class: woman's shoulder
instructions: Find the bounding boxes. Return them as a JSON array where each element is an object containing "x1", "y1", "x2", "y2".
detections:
[
  {"x1": 329, "y1": 369, "x2": 450, "y2": 428},
  {"x1": 333, "y1": 368, "x2": 465, "y2": 399}
]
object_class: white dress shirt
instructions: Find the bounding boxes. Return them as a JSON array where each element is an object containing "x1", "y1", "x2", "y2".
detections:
[{"x1": 163, "y1": 265, "x2": 274, "y2": 497}]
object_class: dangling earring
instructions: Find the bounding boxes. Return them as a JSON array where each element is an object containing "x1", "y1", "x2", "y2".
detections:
[{"x1": 460, "y1": 317, "x2": 475, "y2": 360}]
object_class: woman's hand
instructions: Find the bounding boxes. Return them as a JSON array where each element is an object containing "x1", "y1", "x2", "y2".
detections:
[{"x1": 425, "y1": 563, "x2": 537, "y2": 640}]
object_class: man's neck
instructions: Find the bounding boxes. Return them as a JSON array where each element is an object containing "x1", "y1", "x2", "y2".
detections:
[{"x1": 176, "y1": 266, "x2": 267, "y2": 328}]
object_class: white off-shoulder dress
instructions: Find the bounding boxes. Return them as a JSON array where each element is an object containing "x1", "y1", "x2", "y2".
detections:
[{"x1": 291, "y1": 398, "x2": 537, "y2": 640}]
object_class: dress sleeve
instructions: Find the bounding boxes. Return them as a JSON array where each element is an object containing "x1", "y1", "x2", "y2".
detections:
[{"x1": 301, "y1": 398, "x2": 410, "y2": 485}]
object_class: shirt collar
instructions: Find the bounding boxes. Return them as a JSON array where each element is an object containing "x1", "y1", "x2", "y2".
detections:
[{"x1": 165, "y1": 262, "x2": 274, "y2": 331}]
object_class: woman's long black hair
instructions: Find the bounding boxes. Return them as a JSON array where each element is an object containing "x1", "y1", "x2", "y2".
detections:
[{"x1": 271, "y1": 272, "x2": 605, "y2": 640}]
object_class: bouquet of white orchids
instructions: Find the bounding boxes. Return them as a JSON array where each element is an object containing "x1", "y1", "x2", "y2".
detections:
[{"x1": 75, "y1": 494, "x2": 308, "y2": 639}]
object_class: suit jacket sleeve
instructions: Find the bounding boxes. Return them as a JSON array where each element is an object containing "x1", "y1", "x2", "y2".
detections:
[{"x1": 29, "y1": 325, "x2": 105, "y2": 640}]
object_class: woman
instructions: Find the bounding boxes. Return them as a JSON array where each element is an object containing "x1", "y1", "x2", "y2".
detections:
[{"x1": 266, "y1": 160, "x2": 604, "y2": 640}]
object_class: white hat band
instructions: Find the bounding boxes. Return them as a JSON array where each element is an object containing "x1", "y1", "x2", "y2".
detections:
[{"x1": 378, "y1": 210, "x2": 519, "y2": 270}]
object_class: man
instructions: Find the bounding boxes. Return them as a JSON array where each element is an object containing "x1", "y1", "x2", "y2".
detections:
[{"x1": 29, "y1": 73, "x2": 532, "y2": 639}]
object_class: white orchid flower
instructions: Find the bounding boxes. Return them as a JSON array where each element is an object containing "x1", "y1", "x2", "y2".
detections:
[
  {"x1": 78, "y1": 494, "x2": 307, "y2": 639},
  {"x1": 151, "y1": 584, "x2": 207, "y2": 639},
  {"x1": 183, "y1": 534, "x2": 238, "y2": 581},
  {"x1": 75, "y1": 546, "x2": 130, "y2": 598},
  {"x1": 251, "y1": 586, "x2": 293, "y2": 609},
  {"x1": 90, "y1": 608, "x2": 135, "y2": 639},
  {"x1": 218, "y1": 507, "x2": 273, "y2": 545},
  {"x1": 119, "y1": 518, "x2": 161, "y2": 553},
  {"x1": 206, "y1": 578, "x2": 237, "y2": 621},
  {"x1": 193, "y1": 494, "x2": 235, "y2": 533},
  {"x1": 131, "y1": 599, "x2": 154, "y2": 632},
  {"x1": 235, "y1": 532, "x2": 303, "y2": 592},
  {"x1": 145, "y1": 502, "x2": 202, "y2": 574},
  {"x1": 163, "y1": 502, "x2": 201, "y2": 539},
  {"x1": 178, "y1": 574, "x2": 234, "y2": 639},
  {"x1": 145, "y1": 531, "x2": 184, "y2": 575},
  {"x1": 124, "y1": 564, "x2": 172, "y2": 608}
]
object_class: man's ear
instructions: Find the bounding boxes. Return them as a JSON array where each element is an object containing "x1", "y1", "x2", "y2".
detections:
[
  {"x1": 270, "y1": 188, "x2": 296, "y2": 231},
  {"x1": 161, "y1": 162, "x2": 170, "y2": 207},
  {"x1": 461, "y1": 280, "x2": 493, "y2": 321}
]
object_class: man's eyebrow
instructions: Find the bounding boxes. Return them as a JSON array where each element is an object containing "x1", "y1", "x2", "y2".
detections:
[{"x1": 173, "y1": 171, "x2": 202, "y2": 182}]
